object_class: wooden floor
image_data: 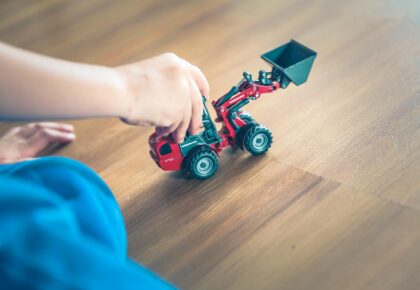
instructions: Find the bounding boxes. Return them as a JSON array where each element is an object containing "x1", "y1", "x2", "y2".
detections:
[{"x1": 1, "y1": 0, "x2": 419, "y2": 289}]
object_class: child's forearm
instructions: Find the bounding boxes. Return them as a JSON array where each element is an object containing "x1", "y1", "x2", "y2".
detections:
[
  {"x1": 0, "y1": 42, "x2": 209, "y2": 143},
  {"x1": 0, "y1": 42, "x2": 129, "y2": 121}
]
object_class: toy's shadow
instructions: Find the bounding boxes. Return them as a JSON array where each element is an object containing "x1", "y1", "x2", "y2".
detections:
[{"x1": 159, "y1": 147, "x2": 269, "y2": 199}]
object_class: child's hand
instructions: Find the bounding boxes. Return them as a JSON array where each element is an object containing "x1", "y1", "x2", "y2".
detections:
[
  {"x1": 117, "y1": 53, "x2": 209, "y2": 143},
  {"x1": 0, "y1": 122, "x2": 75, "y2": 164}
]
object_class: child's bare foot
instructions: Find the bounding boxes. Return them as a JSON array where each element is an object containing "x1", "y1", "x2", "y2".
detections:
[{"x1": 0, "y1": 122, "x2": 75, "y2": 164}]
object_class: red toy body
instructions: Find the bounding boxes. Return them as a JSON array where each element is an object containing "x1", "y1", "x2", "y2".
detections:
[
  {"x1": 149, "y1": 40, "x2": 317, "y2": 179},
  {"x1": 149, "y1": 137, "x2": 183, "y2": 170}
]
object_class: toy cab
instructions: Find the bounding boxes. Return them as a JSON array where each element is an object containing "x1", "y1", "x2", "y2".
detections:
[{"x1": 149, "y1": 97, "x2": 221, "y2": 178}]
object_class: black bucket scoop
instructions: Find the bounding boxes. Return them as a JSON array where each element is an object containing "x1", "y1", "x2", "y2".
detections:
[{"x1": 261, "y1": 40, "x2": 317, "y2": 88}]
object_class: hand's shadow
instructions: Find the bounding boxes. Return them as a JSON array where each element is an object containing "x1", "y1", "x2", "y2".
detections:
[{"x1": 38, "y1": 142, "x2": 71, "y2": 157}]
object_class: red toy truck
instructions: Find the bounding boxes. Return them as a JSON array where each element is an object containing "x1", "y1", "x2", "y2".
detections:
[{"x1": 149, "y1": 40, "x2": 317, "y2": 179}]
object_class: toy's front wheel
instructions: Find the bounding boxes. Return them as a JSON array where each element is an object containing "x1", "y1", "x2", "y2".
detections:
[
  {"x1": 244, "y1": 125, "x2": 273, "y2": 155},
  {"x1": 186, "y1": 148, "x2": 219, "y2": 179}
]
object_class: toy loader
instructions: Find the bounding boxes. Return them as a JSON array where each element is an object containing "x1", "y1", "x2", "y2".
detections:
[{"x1": 149, "y1": 40, "x2": 317, "y2": 179}]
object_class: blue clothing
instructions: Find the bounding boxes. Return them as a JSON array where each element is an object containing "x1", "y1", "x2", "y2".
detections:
[{"x1": 0, "y1": 157, "x2": 175, "y2": 290}]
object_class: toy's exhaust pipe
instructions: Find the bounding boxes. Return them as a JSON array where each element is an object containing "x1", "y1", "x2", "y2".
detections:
[{"x1": 261, "y1": 40, "x2": 317, "y2": 88}]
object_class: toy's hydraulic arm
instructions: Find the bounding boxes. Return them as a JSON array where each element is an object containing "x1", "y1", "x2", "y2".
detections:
[
  {"x1": 213, "y1": 71, "x2": 280, "y2": 114},
  {"x1": 211, "y1": 71, "x2": 282, "y2": 135},
  {"x1": 214, "y1": 71, "x2": 281, "y2": 109}
]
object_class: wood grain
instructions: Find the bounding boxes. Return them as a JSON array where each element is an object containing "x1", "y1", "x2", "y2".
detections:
[{"x1": 0, "y1": 0, "x2": 419, "y2": 289}]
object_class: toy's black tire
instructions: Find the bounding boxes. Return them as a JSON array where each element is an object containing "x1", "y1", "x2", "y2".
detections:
[
  {"x1": 236, "y1": 123, "x2": 256, "y2": 149},
  {"x1": 187, "y1": 149, "x2": 219, "y2": 179},
  {"x1": 239, "y1": 112, "x2": 255, "y2": 125},
  {"x1": 243, "y1": 125, "x2": 273, "y2": 155}
]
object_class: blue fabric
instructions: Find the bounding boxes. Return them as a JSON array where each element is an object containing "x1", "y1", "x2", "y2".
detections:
[{"x1": 0, "y1": 157, "x2": 176, "y2": 290}]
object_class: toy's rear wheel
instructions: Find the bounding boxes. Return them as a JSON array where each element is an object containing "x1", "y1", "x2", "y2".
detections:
[
  {"x1": 243, "y1": 125, "x2": 273, "y2": 155},
  {"x1": 239, "y1": 111, "x2": 255, "y2": 125},
  {"x1": 186, "y1": 148, "x2": 219, "y2": 179}
]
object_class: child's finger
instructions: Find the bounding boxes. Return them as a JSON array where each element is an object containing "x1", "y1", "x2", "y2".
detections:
[
  {"x1": 25, "y1": 127, "x2": 75, "y2": 156},
  {"x1": 172, "y1": 98, "x2": 192, "y2": 143},
  {"x1": 33, "y1": 122, "x2": 74, "y2": 132},
  {"x1": 188, "y1": 78, "x2": 204, "y2": 135},
  {"x1": 31, "y1": 128, "x2": 75, "y2": 144},
  {"x1": 155, "y1": 126, "x2": 172, "y2": 138},
  {"x1": 20, "y1": 122, "x2": 74, "y2": 138},
  {"x1": 180, "y1": 59, "x2": 210, "y2": 98}
]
